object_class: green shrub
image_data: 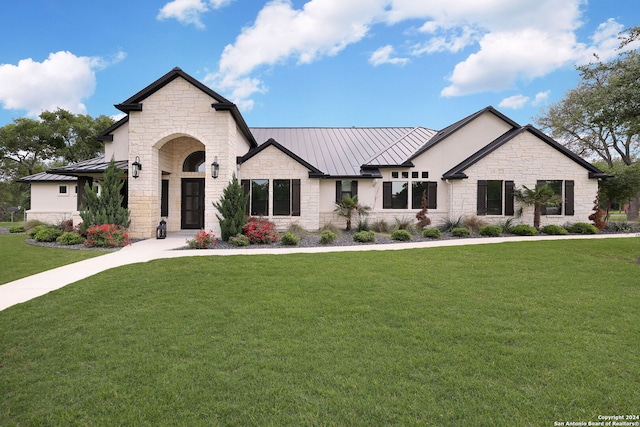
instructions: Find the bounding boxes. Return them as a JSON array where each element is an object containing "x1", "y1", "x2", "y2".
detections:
[
  {"x1": 438, "y1": 216, "x2": 463, "y2": 232},
  {"x1": 57, "y1": 232, "x2": 86, "y2": 245},
  {"x1": 286, "y1": 222, "x2": 307, "y2": 236},
  {"x1": 391, "y1": 217, "x2": 416, "y2": 233},
  {"x1": 370, "y1": 219, "x2": 389, "y2": 233},
  {"x1": 566, "y1": 222, "x2": 598, "y2": 234},
  {"x1": 8, "y1": 225, "x2": 25, "y2": 233},
  {"x1": 320, "y1": 222, "x2": 341, "y2": 235},
  {"x1": 281, "y1": 231, "x2": 300, "y2": 246},
  {"x1": 320, "y1": 230, "x2": 337, "y2": 244},
  {"x1": 353, "y1": 230, "x2": 375, "y2": 243},
  {"x1": 356, "y1": 219, "x2": 371, "y2": 232},
  {"x1": 229, "y1": 233, "x2": 250, "y2": 247},
  {"x1": 540, "y1": 224, "x2": 568, "y2": 235},
  {"x1": 479, "y1": 225, "x2": 503, "y2": 237},
  {"x1": 33, "y1": 226, "x2": 62, "y2": 242},
  {"x1": 509, "y1": 224, "x2": 538, "y2": 236},
  {"x1": 84, "y1": 224, "x2": 130, "y2": 248},
  {"x1": 605, "y1": 222, "x2": 633, "y2": 233},
  {"x1": 24, "y1": 219, "x2": 46, "y2": 231},
  {"x1": 422, "y1": 227, "x2": 442, "y2": 239},
  {"x1": 451, "y1": 227, "x2": 471, "y2": 238},
  {"x1": 391, "y1": 229, "x2": 412, "y2": 241}
]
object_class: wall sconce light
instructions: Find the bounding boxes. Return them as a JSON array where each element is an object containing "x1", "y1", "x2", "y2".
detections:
[
  {"x1": 131, "y1": 156, "x2": 142, "y2": 179},
  {"x1": 211, "y1": 156, "x2": 219, "y2": 179}
]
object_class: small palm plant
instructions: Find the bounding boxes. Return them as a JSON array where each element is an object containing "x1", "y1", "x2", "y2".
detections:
[
  {"x1": 514, "y1": 184, "x2": 561, "y2": 229},
  {"x1": 334, "y1": 195, "x2": 370, "y2": 231}
]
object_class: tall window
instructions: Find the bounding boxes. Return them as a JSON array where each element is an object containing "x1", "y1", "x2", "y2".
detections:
[
  {"x1": 477, "y1": 180, "x2": 514, "y2": 216},
  {"x1": 383, "y1": 181, "x2": 408, "y2": 209},
  {"x1": 411, "y1": 182, "x2": 437, "y2": 209},
  {"x1": 538, "y1": 180, "x2": 573, "y2": 215},
  {"x1": 249, "y1": 179, "x2": 269, "y2": 216},
  {"x1": 336, "y1": 180, "x2": 358, "y2": 202},
  {"x1": 241, "y1": 179, "x2": 301, "y2": 217}
]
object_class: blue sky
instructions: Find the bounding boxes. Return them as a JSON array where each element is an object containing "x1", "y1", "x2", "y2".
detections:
[{"x1": 0, "y1": 0, "x2": 637, "y2": 131}]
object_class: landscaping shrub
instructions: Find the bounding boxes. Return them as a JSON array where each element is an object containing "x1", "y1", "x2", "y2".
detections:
[
  {"x1": 496, "y1": 218, "x2": 516, "y2": 233},
  {"x1": 8, "y1": 225, "x2": 25, "y2": 233},
  {"x1": 540, "y1": 224, "x2": 568, "y2": 235},
  {"x1": 286, "y1": 222, "x2": 306, "y2": 236},
  {"x1": 356, "y1": 219, "x2": 371, "y2": 232},
  {"x1": 229, "y1": 233, "x2": 250, "y2": 247},
  {"x1": 509, "y1": 224, "x2": 538, "y2": 236},
  {"x1": 462, "y1": 215, "x2": 487, "y2": 233},
  {"x1": 370, "y1": 219, "x2": 389, "y2": 233},
  {"x1": 391, "y1": 229, "x2": 412, "y2": 241},
  {"x1": 320, "y1": 230, "x2": 337, "y2": 244},
  {"x1": 84, "y1": 224, "x2": 130, "y2": 248},
  {"x1": 422, "y1": 227, "x2": 442, "y2": 239},
  {"x1": 566, "y1": 222, "x2": 598, "y2": 234},
  {"x1": 24, "y1": 219, "x2": 46, "y2": 231},
  {"x1": 186, "y1": 229, "x2": 216, "y2": 249},
  {"x1": 59, "y1": 219, "x2": 74, "y2": 233},
  {"x1": 320, "y1": 222, "x2": 341, "y2": 235},
  {"x1": 451, "y1": 227, "x2": 471, "y2": 238},
  {"x1": 605, "y1": 222, "x2": 633, "y2": 233},
  {"x1": 353, "y1": 230, "x2": 375, "y2": 243},
  {"x1": 280, "y1": 231, "x2": 300, "y2": 246},
  {"x1": 57, "y1": 232, "x2": 86, "y2": 246},
  {"x1": 438, "y1": 216, "x2": 463, "y2": 232},
  {"x1": 79, "y1": 158, "x2": 130, "y2": 232},
  {"x1": 213, "y1": 174, "x2": 248, "y2": 241},
  {"x1": 33, "y1": 226, "x2": 62, "y2": 242},
  {"x1": 478, "y1": 225, "x2": 503, "y2": 237},
  {"x1": 391, "y1": 217, "x2": 416, "y2": 233},
  {"x1": 243, "y1": 217, "x2": 278, "y2": 244}
]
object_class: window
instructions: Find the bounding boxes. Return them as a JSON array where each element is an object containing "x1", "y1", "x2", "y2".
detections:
[
  {"x1": 538, "y1": 180, "x2": 573, "y2": 215},
  {"x1": 401, "y1": 171, "x2": 409, "y2": 178},
  {"x1": 412, "y1": 172, "x2": 419, "y2": 179},
  {"x1": 335, "y1": 180, "x2": 358, "y2": 202},
  {"x1": 422, "y1": 172, "x2": 429, "y2": 179},
  {"x1": 273, "y1": 179, "x2": 301, "y2": 216},
  {"x1": 411, "y1": 182, "x2": 437, "y2": 209},
  {"x1": 477, "y1": 180, "x2": 515, "y2": 216},
  {"x1": 383, "y1": 181, "x2": 408, "y2": 209},
  {"x1": 161, "y1": 180, "x2": 169, "y2": 217},
  {"x1": 391, "y1": 171, "x2": 399, "y2": 179},
  {"x1": 182, "y1": 151, "x2": 206, "y2": 172},
  {"x1": 249, "y1": 179, "x2": 269, "y2": 216},
  {"x1": 59, "y1": 185, "x2": 67, "y2": 194}
]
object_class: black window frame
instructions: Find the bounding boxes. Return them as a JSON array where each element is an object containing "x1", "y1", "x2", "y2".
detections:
[
  {"x1": 335, "y1": 180, "x2": 358, "y2": 203},
  {"x1": 411, "y1": 181, "x2": 437, "y2": 210}
]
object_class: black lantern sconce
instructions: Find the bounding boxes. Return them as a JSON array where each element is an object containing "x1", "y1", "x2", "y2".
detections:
[
  {"x1": 131, "y1": 156, "x2": 142, "y2": 179},
  {"x1": 211, "y1": 156, "x2": 219, "y2": 179}
]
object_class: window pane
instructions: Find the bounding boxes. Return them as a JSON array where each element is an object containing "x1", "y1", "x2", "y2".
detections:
[
  {"x1": 487, "y1": 180, "x2": 502, "y2": 215},
  {"x1": 544, "y1": 180, "x2": 562, "y2": 215},
  {"x1": 392, "y1": 182, "x2": 408, "y2": 209},
  {"x1": 273, "y1": 179, "x2": 290, "y2": 216},
  {"x1": 412, "y1": 182, "x2": 430, "y2": 209},
  {"x1": 251, "y1": 179, "x2": 269, "y2": 216},
  {"x1": 182, "y1": 151, "x2": 206, "y2": 172},
  {"x1": 340, "y1": 180, "x2": 353, "y2": 200}
]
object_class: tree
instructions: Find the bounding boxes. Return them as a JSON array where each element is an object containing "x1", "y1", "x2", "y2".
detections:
[
  {"x1": 213, "y1": 174, "x2": 248, "y2": 241},
  {"x1": 79, "y1": 158, "x2": 130, "y2": 231},
  {"x1": 597, "y1": 161, "x2": 640, "y2": 216},
  {"x1": 0, "y1": 117, "x2": 60, "y2": 179},
  {"x1": 514, "y1": 184, "x2": 561, "y2": 229},
  {"x1": 334, "y1": 195, "x2": 370, "y2": 231}
]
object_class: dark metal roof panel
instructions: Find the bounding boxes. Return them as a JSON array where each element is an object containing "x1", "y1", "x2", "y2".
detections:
[
  {"x1": 48, "y1": 157, "x2": 128, "y2": 176},
  {"x1": 18, "y1": 172, "x2": 78, "y2": 183}
]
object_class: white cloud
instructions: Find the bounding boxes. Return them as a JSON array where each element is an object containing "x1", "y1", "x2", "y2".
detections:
[
  {"x1": 369, "y1": 45, "x2": 410, "y2": 66},
  {"x1": 157, "y1": 0, "x2": 232, "y2": 29},
  {"x1": 499, "y1": 94, "x2": 529, "y2": 109},
  {"x1": 533, "y1": 90, "x2": 550, "y2": 106},
  {"x1": 0, "y1": 51, "x2": 124, "y2": 117}
]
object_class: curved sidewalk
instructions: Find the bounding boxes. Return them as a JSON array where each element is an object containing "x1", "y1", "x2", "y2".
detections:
[{"x1": 1, "y1": 232, "x2": 637, "y2": 312}]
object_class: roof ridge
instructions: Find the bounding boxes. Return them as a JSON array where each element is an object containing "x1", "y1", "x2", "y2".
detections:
[{"x1": 361, "y1": 126, "x2": 422, "y2": 165}]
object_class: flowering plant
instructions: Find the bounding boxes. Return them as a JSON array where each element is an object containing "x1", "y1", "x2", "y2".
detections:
[
  {"x1": 84, "y1": 224, "x2": 130, "y2": 248},
  {"x1": 187, "y1": 229, "x2": 216, "y2": 249},
  {"x1": 242, "y1": 217, "x2": 278, "y2": 244}
]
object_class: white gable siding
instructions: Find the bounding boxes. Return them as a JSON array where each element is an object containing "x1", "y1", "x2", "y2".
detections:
[
  {"x1": 450, "y1": 130, "x2": 598, "y2": 226},
  {"x1": 104, "y1": 121, "x2": 129, "y2": 161},
  {"x1": 26, "y1": 182, "x2": 78, "y2": 224}
]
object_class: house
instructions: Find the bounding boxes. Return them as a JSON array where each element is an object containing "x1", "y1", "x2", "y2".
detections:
[{"x1": 21, "y1": 67, "x2": 607, "y2": 238}]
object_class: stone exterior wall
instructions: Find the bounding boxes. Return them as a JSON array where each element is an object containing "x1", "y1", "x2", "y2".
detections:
[{"x1": 239, "y1": 145, "x2": 320, "y2": 231}]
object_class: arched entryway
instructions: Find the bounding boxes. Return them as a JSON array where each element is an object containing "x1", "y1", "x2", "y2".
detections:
[{"x1": 181, "y1": 151, "x2": 206, "y2": 229}]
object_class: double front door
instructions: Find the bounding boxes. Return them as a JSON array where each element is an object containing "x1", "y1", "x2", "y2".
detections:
[{"x1": 181, "y1": 178, "x2": 204, "y2": 229}]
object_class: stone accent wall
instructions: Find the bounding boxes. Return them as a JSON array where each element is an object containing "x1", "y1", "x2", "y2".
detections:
[{"x1": 239, "y1": 145, "x2": 320, "y2": 231}]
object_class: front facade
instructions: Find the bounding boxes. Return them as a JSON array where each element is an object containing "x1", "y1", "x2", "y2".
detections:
[{"x1": 23, "y1": 68, "x2": 606, "y2": 238}]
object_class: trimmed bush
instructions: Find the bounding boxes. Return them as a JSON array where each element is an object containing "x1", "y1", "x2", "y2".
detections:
[
  {"x1": 229, "y1": 233, "x2": 250, "y2": 247},
  {"x1": 8, "y1": 225, "x2": 25, "y2": 233},
  {"x1": 540, "y1": 224, "x2": 568, "y2": 235},
  {"x1": 566, "y1": 222, "x2": 598, "y2": 234},
  {"x1": 281, "y1": 231, "x2": 300, "y2": 246},
  {"x1": 479, "y1": 225, "x2": 503, "y2": 237},
  {"x1": 84, "y1": 224, "x2": 130, "y2": 248},
  {"x1": 320, "y1": 230, "x2": 337, "y2": 244},
  {"x1": 353, "y1": 230, "x2": 375, "y2": 243},
  {"x1": 33, "y1": 226, "x2": 62, "y2": 242},
  {"x1": 391, "y1": 229, "x2": 412, "y2": 241},
  {"x1": 422, "y1": 228, "x2": 442, "y2": 239},
  {"x1": 509, "y1": 224, "x2": 538, "y2": 236},
  {"x1": 451, "y1": 227, "x2": 471, "y2": 238},
  {"x1": 186, "y1": 229, "x2": 216, "y2": 249},
  {"x1": 243, "y1": 217, "x2": 279, "y2": 244},
  {"x1": 57, "y1": 232, "x2": 86, "y2": 245}
]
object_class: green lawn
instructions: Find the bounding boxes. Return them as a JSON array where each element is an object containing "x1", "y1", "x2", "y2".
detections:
[
  {"x1": 1, "y1": 239, "x2": 639, "y2": 425},
  {"x1": 0, "y1": 234, "x2": 107, "y2": 285}
]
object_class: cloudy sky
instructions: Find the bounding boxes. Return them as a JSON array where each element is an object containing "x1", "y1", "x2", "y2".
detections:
[{"x1": 0, "y1": 0, "x2": 637, "y2": 130}]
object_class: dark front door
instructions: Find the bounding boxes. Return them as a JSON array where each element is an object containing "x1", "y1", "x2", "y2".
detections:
[{"x1": 181, "y1": 178, "x2": 204, "y2": 229}]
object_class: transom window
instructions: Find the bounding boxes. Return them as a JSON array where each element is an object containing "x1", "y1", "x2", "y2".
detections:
[{"x1": 182, "y1": 151, "x2": 206, "y2": 172}]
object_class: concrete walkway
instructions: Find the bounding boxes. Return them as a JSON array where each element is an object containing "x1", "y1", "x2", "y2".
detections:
[{"x1": 1, "y1": 232, "x2": 637, "y2": 312}]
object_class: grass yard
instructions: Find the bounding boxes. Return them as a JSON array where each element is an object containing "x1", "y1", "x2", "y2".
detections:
[
  {"x1": 0, "y1": 234, "x2": 106, "y2": 285},
  {"x1": 1, "y1": 238, "x2": 639, "y2": 425}
]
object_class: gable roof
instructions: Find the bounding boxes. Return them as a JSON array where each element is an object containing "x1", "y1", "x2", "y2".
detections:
[
  {"x1": 442, "y1": 125, "x2": 608, "y2": 179},
  {"x1": 18, "y1": 172, "x2": 78, "y2": 183},
  {"x1": 239, "y1": 138, "x2": 325, "y2": 177},
  {"x1": 95, "y1": 116, "x2": 129, "y2": 142},
  {"x1": 249, "y1": 127, "x2": 437, "y2": 177},
  {"x1": 114, "y1": 67, "x2": 257, "y2": 148}
]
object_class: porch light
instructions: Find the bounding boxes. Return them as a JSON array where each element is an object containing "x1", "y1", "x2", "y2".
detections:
[
  {"x1": 131, "y1": 156, "x2": 142, "y2": 179},
  {"x1": 211, "y1": 156, "x2": 219, "y2": 179}
]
